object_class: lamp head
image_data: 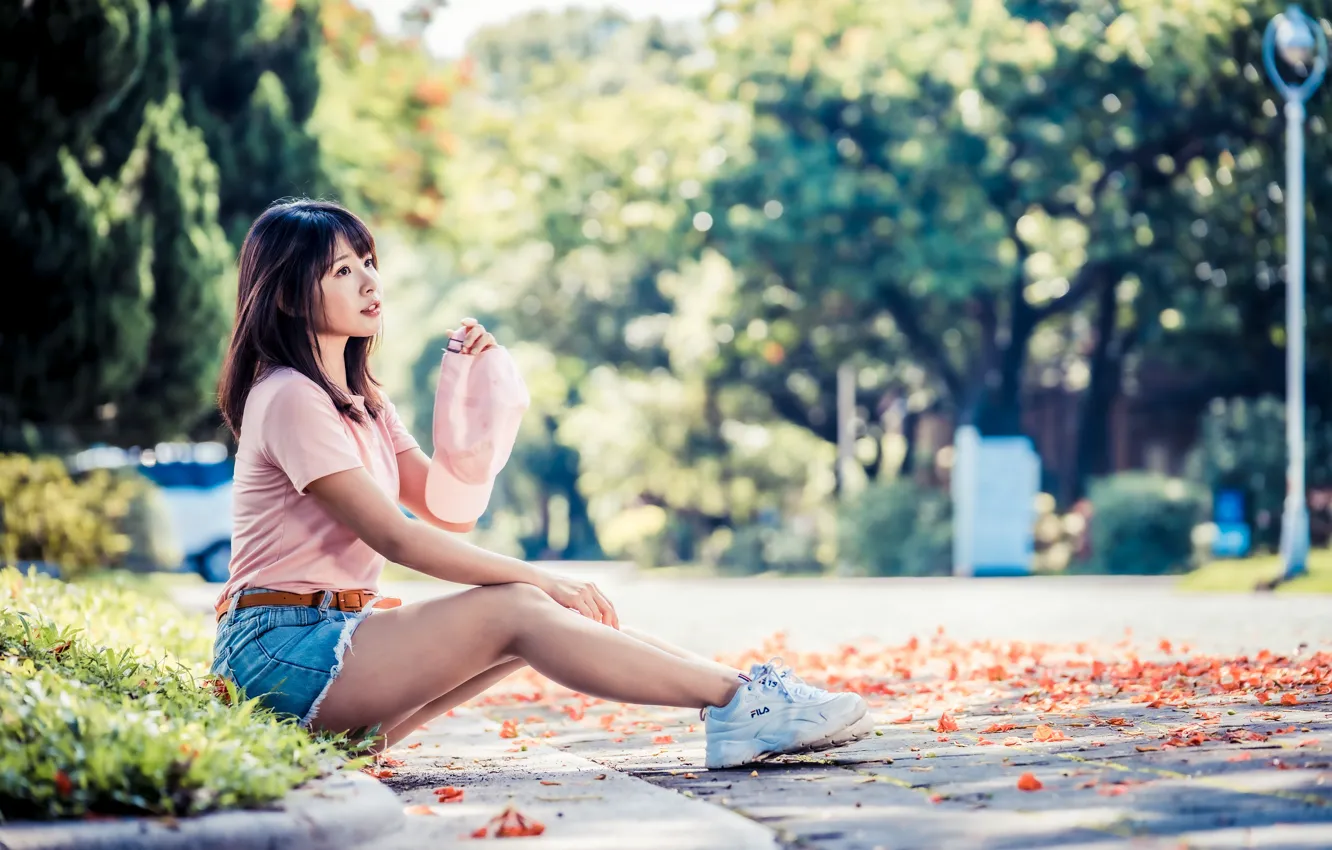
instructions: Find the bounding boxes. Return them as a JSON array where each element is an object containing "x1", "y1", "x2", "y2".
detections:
[{"x1": 1276, "y1": 9, "x2": 1318, "y2": 70}]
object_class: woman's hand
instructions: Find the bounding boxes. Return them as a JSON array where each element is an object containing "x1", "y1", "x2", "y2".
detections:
[
  {"x1": 449, "y1": 317, "x2": 497, "y2": 355},
  {"x1": 536, "y1": 573, "x2": 620, "y2": 629}
]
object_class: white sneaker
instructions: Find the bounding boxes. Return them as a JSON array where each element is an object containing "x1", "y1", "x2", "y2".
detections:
[{"x1": 703, "y1": 659, "x2": 874, "y2": 769}]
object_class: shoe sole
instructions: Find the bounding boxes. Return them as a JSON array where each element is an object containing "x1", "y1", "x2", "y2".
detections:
[
  {"x1": 705, "y1": 701, "x2": 876, "y2": 769},
  {"x1": 790, "y1": 706, "x2": 876, "y2": 755}
]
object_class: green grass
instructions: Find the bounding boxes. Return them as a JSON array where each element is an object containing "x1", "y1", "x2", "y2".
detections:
[
  {"x1": 1178, "y1": 549, "x2": 1332, "y2": 593},
  {"x1": 76, "y1": 567, "x2": 205, "y2": 600},
  {"x1": 1, "y1": 567, "x2": 372, "y2": 821}
]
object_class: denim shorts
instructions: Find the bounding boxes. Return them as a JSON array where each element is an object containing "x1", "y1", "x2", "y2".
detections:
[{"x1": 210, "y1": 588, "x2": 378, "y2": 728}]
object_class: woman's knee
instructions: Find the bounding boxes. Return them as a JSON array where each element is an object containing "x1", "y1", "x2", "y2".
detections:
[{"x1": 479, "y1": 581, "x2": 556, "y2": 612}]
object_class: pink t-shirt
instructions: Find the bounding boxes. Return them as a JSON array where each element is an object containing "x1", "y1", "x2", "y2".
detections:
[{"x1": 216, "y1": 367, "x2": 419, "y2": 606}]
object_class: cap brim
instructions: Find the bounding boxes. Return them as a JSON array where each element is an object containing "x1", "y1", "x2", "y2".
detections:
[{"x1": 425, "y1": 461, "x2": 496, "y2": 525}]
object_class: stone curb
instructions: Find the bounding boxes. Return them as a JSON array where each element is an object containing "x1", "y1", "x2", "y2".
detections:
[{"x1": 0, "y1": 771, "x2": 404, "y2": 850}]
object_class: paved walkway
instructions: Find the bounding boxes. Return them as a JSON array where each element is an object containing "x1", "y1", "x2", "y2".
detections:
[
  {"x1": 173, "y1": 576, "x2": 1332, "y2": 848},
  {"x1": 177, "y1": 572, "x2": 1332, "y2": 655}
]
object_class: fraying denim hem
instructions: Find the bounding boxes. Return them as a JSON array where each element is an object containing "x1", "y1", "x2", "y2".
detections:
[{"x1": 299, "y1": 603, "x2": 378, "y2": 728}]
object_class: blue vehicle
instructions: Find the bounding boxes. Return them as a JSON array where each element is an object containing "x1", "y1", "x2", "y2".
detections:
[{"x1": 72, "y1": 442, "x2": 235, "y2": 582}]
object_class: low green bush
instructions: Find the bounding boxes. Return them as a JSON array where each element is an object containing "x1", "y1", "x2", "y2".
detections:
[
  {"x1": 714, "y1": 523, "x2": 822, "y2": 576},
  {"x1": 0, "y1": 568, "x2": 367, "y2": 821},
  {"x1": 1086, "y1": 473, "x2": 1206, "y2": 575},
  {"x1": 0, "y1": 455, "x2": 147, "y2": 580},
  {"x1": 838, "y1": 479, "x2": 953, "y2": 577}
]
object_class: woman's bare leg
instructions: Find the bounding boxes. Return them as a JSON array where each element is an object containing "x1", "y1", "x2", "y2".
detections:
[
  {"x1": 372, "y1": 625, "x2": 736, "y2": 749},
  {"x1": 372, "y1": 658, "x2": 527, "y2": 750},
  {"x1": 311, "y1": 583, "x2": 743, "y2": 736},
  {"x1": 622, "y1": 626, "x2": 737, "y2": 675}
]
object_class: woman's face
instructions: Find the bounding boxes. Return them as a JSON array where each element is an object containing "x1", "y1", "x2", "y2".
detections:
[{"x1": 316, "y1": 235, "x2": 381, "y2": 338}]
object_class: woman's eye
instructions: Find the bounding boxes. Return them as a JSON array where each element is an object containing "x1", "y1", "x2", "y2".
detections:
[
  {"x1": 364, "y1": 257, "x2": 375, "y2": 268},
  {"x1": 336, "y1": 266, "x2": 350, "y2": 276}
]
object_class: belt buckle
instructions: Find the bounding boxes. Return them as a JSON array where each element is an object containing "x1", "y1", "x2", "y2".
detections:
[{"x1": 335, "y1": 590, "x2": 365, "y2": 612}]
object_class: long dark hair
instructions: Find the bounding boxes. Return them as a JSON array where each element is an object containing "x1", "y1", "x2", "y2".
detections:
[{"x1": 218, "y1": 199, "x2": 383, "y2": 436}]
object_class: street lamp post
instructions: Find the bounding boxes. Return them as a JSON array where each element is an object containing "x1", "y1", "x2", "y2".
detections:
[{"x1": 1263, "y1": 5, "x2": 1327, "y2": 580}]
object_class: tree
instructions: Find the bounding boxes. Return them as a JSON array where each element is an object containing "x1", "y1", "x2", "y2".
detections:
[
  {"x1": 0, "y1": 0, "x2": 156, "y2": 449},
  {"x1": 168, "y1": 0, "x2": 328, "y2": 244},
  {"x1": 1, "y1": 0, "x2": 328, "y2": 450},
  {"x1": 698, "y1": 0, "x2": 1311, "y2": 494},
  {"x1": 399, "y1": 10, "x2": 738, "y2": 559},
  {"x1": 1136, "y1": 0, "x2": 1332, "y2": 396},
  {"x1": 311, "y1": 0, "x2": 454, "y2": 233}
]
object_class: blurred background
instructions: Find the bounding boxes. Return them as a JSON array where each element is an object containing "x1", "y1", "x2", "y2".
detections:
[{"x1": 4, "y1": 0, "x2": 1332, "y2": 588}]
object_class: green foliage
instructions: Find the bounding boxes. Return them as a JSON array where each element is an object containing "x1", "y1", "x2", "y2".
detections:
[
  {"x1": 113, "y1": 91, "x2": 233, "y2": 446},
  {"x1": 1032, "y1": 495, "x2": 1091, "y2": 572},
  {"x1": 312, "y1": 0, "x2": 453, "y2": 231},
  {"x1": 714, "y1": 523, "x2": 823, "y2": 576},
  {"x1": 0, "y1": 568, "x2": 358, "y2": 821},
  {"x1": 171, "y1": 0, "x2": 329, "y2": 245},
  {"x1": 0, "y1": 0, "x2": 150, "y2": 173},
  {"x1": 1086, "y1": 472, "x2": 1205, "y2": 575},
  {"x1": 20, "y1": 0, "x2": 1332, "y2": 565},
  {"x1": 0, "y1": 455, "x2": 144, "y2": 580},
  {"x1": 839, "y1": 480, "x2": 953, "y2": 577},
  {"x1": 699, "y1": 0, "x2": 1292, "y2": 441},
  {"x1": 1190, "y1": 396, "x2": 1332, "y2": 550},
  {"x1": 2, "y1": 0, "x2": 325, "y2": 450}
]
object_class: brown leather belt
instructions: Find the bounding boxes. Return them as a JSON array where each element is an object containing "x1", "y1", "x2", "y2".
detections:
[{"x1": 215, "y1": 589, "x2": 402, "y2": 623}]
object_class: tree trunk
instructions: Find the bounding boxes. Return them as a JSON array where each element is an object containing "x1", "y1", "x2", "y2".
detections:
[
  {"x1": 974, "y1": 300, "x2": 1036, "y2": 437},
  {"x1": 1070, "y1": 280, "x2": 1131, "y2": 504},
  {"x1": 562, "y1": 482, "x2": 604, "y2": 560},
  {"x1": 899, "y1": 410, "x2": 919, "y2": 476}
]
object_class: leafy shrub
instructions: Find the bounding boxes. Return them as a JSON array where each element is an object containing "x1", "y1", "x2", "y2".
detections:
[
  {"x1": 1190, "y1": 397, "x2": 1332, "y2": 551},
  {"x1": 1086, "y1": 473, "x2": 1205, "y2": 575},
  {"x1": 714, "y1": 523, "x2": 822, "y2": 576},
  {"x1": 0, "y1": 455, "x2": 147, "y2": 580},
  {"x1": 597, "y1": 505, "x2": 672, "y2": 568},
  {"x1": 839, "y1": 480, "x2": 953, "y2": 576},
  {"x1": 1032, "y1": 494, "x2": 1091, "y2": 572},
  {"x1": 0, "y1": 568, "x2": 363, "y2": 821}
]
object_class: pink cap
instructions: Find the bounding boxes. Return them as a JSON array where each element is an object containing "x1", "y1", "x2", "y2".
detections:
[{"x1": 425, "y1": 331, "x2": 530, "y2": 524}]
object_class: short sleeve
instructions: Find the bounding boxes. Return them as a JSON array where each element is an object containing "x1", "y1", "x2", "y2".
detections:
[
  {"x1": 256, "y1": 380, "x2": 364, "y2": 494},
  {"x1": 383, "y1": 399, "x2": 420, "y2": 454}
]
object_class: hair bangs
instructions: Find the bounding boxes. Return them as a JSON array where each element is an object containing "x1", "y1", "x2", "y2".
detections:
[{"x1": 315, "y1": 207, "x2": 378, "y2": 278}]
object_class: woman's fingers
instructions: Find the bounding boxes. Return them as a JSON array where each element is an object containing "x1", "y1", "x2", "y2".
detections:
[
  {"x1": 590, "y1": 586, "x2": 619, "y2": 630},
  {"x1": 468, "y1": 332, "x2": 496, "y2": 354},
  {"x1": 570, "y1": 597, "x2": 599, "y2": 623},
  {"x1": 580, "y1": 588, "x2": 607, "y2": 628},
  {"x1": 457, "y1": 315, "x2": 497, "y2": 354}
]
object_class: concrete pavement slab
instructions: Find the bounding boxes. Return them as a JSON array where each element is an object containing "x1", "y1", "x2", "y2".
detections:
[{"x1": 359, "y1": 710, "x2": 777, "y2": 849}]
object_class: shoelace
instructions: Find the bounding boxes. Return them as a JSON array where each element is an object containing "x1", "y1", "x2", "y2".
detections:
[
  {"x1": 748, "y1": 658, "x2": 805, "y2": 703},
  {"x1": 750, "y1": 657, "x2": 823, "y2": 699},
  {"x1": 700, "y1": 660, "x2": 816, "y2": 721}
]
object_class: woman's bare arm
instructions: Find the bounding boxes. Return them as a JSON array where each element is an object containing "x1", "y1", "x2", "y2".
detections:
[
  {"x1": 396, "y1": 446, "x2": 477, "y2": 533},
  {"x1": 306, "y1": 466, "x2": 543, "y2": 588}
]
